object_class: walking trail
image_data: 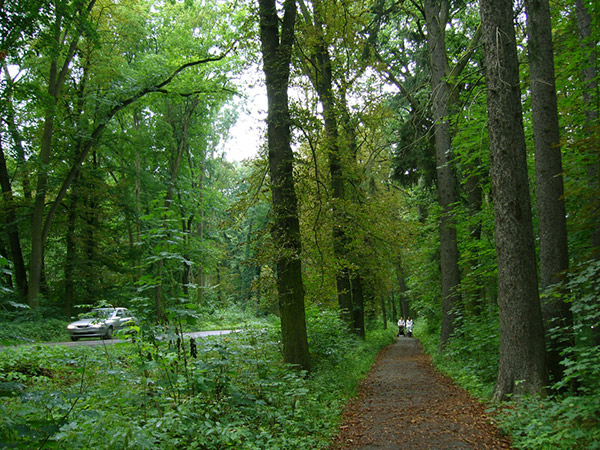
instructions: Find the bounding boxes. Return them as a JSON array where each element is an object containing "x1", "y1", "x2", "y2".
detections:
[{"x1": 330, "y1": 337, "x2": 513, "y2": 450}]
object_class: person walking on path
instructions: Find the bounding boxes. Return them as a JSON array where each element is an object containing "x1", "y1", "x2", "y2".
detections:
[
  {"x1": 397, "y1": 317, "x2": 405, "y2": 337},
  {"x1": 405, "y1": 317, "x2": 413, "y2": 337},
  {"x1": 330, "y1": 338, "x2": 512, "y2": 449}
]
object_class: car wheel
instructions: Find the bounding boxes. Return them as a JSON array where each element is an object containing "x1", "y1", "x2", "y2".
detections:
[
  {"x1": 70, "y1": 336, "x2": 79, "y2": 341},
  {"x1": 103, "y1": 326, "x2": 113, "y2": 340}
]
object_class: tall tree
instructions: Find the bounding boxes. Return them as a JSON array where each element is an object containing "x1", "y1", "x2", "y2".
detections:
[
  {"x1": 0, "y1": 137, "x2": 27, "y2": 300},
  {"x1": 257, "y1": 0, "x2": 311, "y2": 371},
  {"x1": 18, "y1": 0, "x2": 231, "y2": 308},
  {"x1": 297, "y1": 0, "x2": 358, "y2": 332},
  {"x1": 576, "y1": 0, "x2": 600, "y2": 254},
  {"x1": 424, "y1": 0, "x2": 461, "y2": 346},
  {"x1": 28, "y1": 0, "x2": 97, "y2": 306},
  {"x1": 525, "y1": 0, "x2": 572, "y2": 383},
  {"x1": 480, "y1": 0, "x2": 548, "y2": 399}
]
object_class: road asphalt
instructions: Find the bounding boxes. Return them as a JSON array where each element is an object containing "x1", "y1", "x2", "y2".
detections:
[{"x1": 7, "y1": 329, "x2": 239, "y2": 349}]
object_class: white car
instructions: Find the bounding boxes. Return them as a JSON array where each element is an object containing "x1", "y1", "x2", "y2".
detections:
[{"x1": 67, "y1": 307, "x2": 135, "y2": 341}]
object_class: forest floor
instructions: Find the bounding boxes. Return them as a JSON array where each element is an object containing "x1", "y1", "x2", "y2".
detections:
[{"x1": 329, "y1": 336, "x2": 514, "y2": 450}]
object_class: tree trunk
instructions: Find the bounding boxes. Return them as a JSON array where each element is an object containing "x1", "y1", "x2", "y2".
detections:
[
  {"x1": 464, "y1": 158, "x2": 484, "y2": 314},
  {"x1": 258, "y1": 0, "x2": 310, "y2": 372},
  {"x1": 307, "y1": 0, "x2": 354, "y2": 330},
  {"x1": 351, "y1": 271, "x2": 365, "y2": 338},
  {"x1": 525, "y1": 0, "x2": 572, "y2": 384},
  {"x1": 28, "y1": 0, "x2": 96, "y2": 307},
  {"x1": 480, "y1": 0, "x2": 548, "y2": 400},
  {"x1": 181, "y1": 214, "x2": 192, "y2": 297},
  {"x1": 396, "y1": 261, "x2": 410, "y2": 318},
  {"x1": 0, "y1": 137, "x2": 28, "y2": 300},
  {"x1": 425, "y1": 0, "x2": 461, "y2": 346},
  {"x1": 64, "y1": 182, "x2": 79, "y2": 318},
  {"x1": 340, "y1": 87, "x2": 367, "y2": 337},
  {"x1": 83, "y1": 153, "x2": 99, "y2": 302},
  {"x1": 196, "y1": 157, "x2": 206, "y2": 305},
  {"x1": 576, "y1": 0, "x2": 600, "y2": 253}
]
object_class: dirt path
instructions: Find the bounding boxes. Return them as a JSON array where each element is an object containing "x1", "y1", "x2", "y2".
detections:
[{"x1": 330, "y1": 337, "x2": 513, "y2": 450}]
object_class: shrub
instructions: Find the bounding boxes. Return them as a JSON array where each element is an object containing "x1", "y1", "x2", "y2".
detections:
[{"x1": 0, "y1": 307, "x2": 70, "y2": 345}]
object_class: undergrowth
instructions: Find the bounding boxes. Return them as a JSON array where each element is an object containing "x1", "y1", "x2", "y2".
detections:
[
  {"x1": 0, "y1": 308, "x2": 395, "y2": 449},
  {"x1": 417, "y1": 257, "x2": 600, "y2": 450},
  {"x1": 0, "y1": 307, "x2": 70, "y2": 345}
]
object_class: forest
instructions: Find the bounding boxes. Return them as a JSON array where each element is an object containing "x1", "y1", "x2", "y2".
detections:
[{"x1": 1, "y1": 0, "x2": 599, "y2": 448}]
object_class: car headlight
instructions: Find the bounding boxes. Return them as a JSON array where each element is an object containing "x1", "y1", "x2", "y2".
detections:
[{"x1": 67, "y1": 324, "x2": 76, "y2": 330}]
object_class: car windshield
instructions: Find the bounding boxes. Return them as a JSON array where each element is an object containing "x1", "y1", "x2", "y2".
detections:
[{"x1": 86, "y1": 308, "x2": 114, "y2": 319}]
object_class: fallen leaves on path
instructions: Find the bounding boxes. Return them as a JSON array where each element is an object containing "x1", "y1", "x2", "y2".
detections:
[{"x1": 329, "y1": 338, "x2": 513, "y2": 450}]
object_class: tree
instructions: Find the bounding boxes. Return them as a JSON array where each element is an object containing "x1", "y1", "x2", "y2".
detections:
[
  {"x1": 257, "y1": 0, "x2": 311, "y2": 371},
  {"x1": 424, "y1": 0, "x2": 461, "y2": 346},
  {"x1": 480, "y1": 0, "x2": 548, "y2": 399},
  {"x1": 576, "y1": 0, "x2": 600, "y2": 254},
  {"x1": 524, "y1": 0, "x2": 572, "y2": 384},
  {"x1": 7, "y1": 0, "x2": 232, "y2": 308},
  {"x1": 0, "y1": 0, "x2": 46, "y2": 302},
  {"x1": 295, "y1": 0, "x2": 369, "y2": 335}
]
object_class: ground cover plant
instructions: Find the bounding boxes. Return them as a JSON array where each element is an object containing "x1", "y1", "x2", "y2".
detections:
[
  {"x1": 0, "y1": 309, "x2": 395, "y2": 449},
  {"x1": 0, "y1": 307, "x2": 70, "y2": 346}
]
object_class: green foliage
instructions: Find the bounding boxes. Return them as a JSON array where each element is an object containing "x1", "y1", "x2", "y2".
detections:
[
  {"x1": 0, "y1": 308, "x2": 70, "y2": 346},
  {"x1": 496, "y1": 394, "x2": 600, "y2": 450},
  {"x1": 417, "y1": 309, "x2": 499, "y2": 399},
  {"x1": 0, "y1": 310, "x2": 395, "y2": 449},
  {"x1": 553, "y1": 258, "x2": 600, "y2": 395}
]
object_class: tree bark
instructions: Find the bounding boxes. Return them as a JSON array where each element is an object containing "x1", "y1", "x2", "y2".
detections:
[
  {"x1": 258, "y1": 0, "x2": 310, "y2": 372},
  {"x1": 480, "y1": 0, "x2": 548, "y2": 399},
  {"x1": 304, "y1": 0, "x2": 355, "y2": 330},
  {"x1": 425, "y1": 0, "x2": 461, "y2": 346},
  {"x1": 0, "y1": 137, "x2": 28, "y2": 300},
  {"x1": 351, "y1": 272, "x2": 365, "y2": 338},
  {"x1": 576, "y1": 0, "x2": 600, "y2": 253},
  {"x1": 64, "y1": 178, "x2": 79, "y2": 318},
  {"x1": 525, "y1": 0, "x2": 572, "y2": 384}
]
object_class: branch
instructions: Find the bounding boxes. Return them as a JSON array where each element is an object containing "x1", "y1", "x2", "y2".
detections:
[
  {"x1": 154, "y1": 52, "x2": 231, "y2": 91},
  {"x1": 448, "y1": 23, "x2": 482, "y2": 83},
  {"x1": 371, "y1": 47, "x2": 420, "y2": 112},
  {"x1": 154, "y1": 86, "x2": 238, "y2": 97},
  {"x1": 41, "y1": 52, "x2": 232, "y2": 245}
]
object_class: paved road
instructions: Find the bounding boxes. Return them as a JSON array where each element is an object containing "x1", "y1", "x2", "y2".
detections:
[{"x1": 40, "y1": 329, "x2": 238, "y2": 348}]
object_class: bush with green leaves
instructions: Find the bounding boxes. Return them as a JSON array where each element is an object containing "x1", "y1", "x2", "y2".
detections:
[
  {"x1": 0, "y1": 307, "x2": 70, "y2": 345},
  {"x1": 495, "y1": 394, "x2": 600, "y2": 450}
]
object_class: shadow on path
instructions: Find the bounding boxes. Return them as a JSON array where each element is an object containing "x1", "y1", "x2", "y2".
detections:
[{"x1": 330, "y1": 337, "x2": 512, "y2": 450}]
